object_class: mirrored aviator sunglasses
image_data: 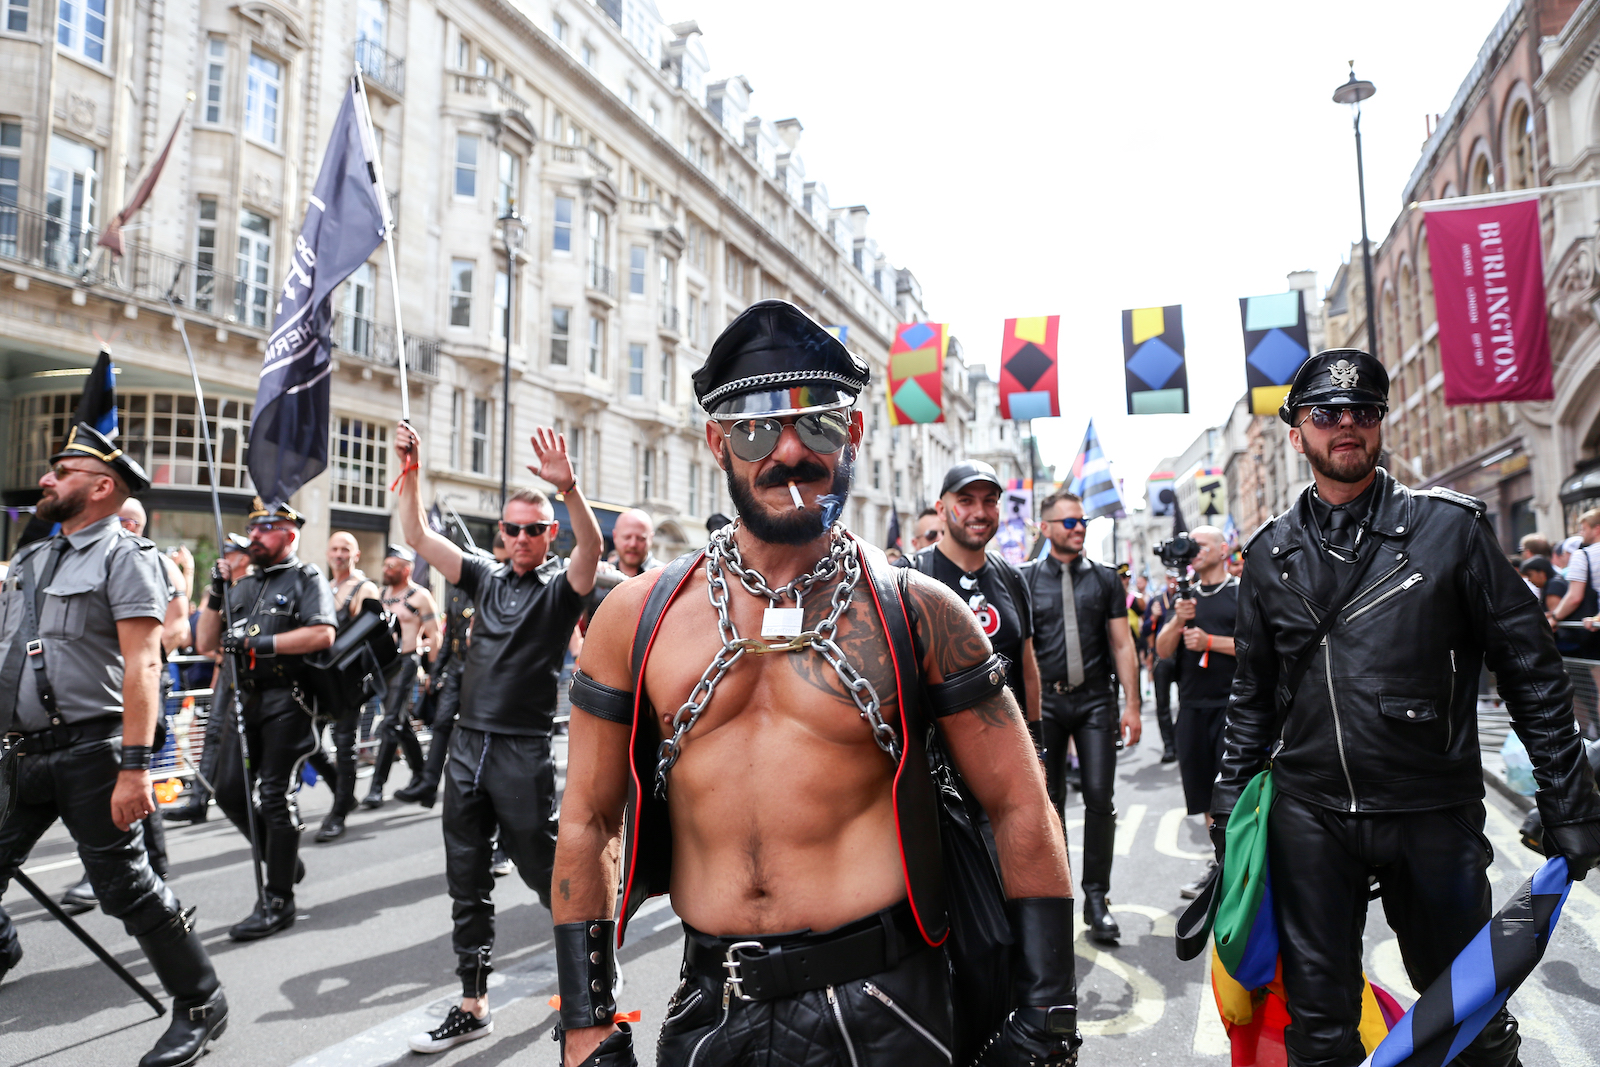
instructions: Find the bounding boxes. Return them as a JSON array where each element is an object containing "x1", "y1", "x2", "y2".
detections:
[
  {"x1": 724, "y1": 411, "x2": 851, "y2": 463},
  {"x1": 1301, "y1": 404, "x2": 1384, "y2": 430}
]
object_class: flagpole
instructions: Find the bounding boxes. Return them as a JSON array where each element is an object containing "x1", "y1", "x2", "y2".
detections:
[
  {"x1": 351, "y1": 69, "x2": 410, "y2": 424},
  {"x1": 165, "y1": 298, "x2": 268, "y2": 913}
]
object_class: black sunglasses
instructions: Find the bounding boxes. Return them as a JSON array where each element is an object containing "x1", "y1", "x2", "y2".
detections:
[
  {"x1": 1296, "y1": 405, "x2": 1384, "y2": 430},
  {"x1": 500, "y1": 520, "x2": 554, "y2": 539},
  {"x1": 1044, "y1": 517, "x2": 1087, "y2": 530},
  {"x1": 721, "y1": 411, "x2": 851, "y2": 463}
]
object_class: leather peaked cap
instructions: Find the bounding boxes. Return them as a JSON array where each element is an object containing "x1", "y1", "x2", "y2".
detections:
[
  {"x1": 222, "y1": 532, "x2": 251, "y2": 554},
  {"x1": 247, "y1": 497, "x2": 306, "y2": 528},
  {"x1": 1278, "y1": 348, "x2": 1390, "y2": 425},
  {"x1": 693, "y1": 299, "x2": 870, "y2": 417},
  {"x1": 50, "y1": 422, "x2": 151, "y2": 494}
]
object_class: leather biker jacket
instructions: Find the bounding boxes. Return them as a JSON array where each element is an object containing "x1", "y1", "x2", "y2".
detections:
[{"x1": 1213, "y1": 468, "x2": 1600, "y2": 829}]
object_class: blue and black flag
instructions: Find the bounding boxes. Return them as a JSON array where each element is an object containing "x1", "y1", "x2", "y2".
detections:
[
  {"x1": 75, "y1": 348, "x2": 118, "y2": 436},
  {"x1": 1363, "y1": 856, "x2": 1573, "y2": 1067},
  {"x1": 248, "y1": 79, "x2": 387, "y2": 507},
  {"x1": 1067, "y1": 419, "x2": 1125, "y2": 520}
]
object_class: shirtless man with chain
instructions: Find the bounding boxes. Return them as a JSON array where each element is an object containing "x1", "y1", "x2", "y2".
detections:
[
  {"x1": 555, "y1": 300, "x2": 1080, "y2": 1067},
  {"x1": 363, "y1": 545, "x2": 439, "y2": 807},
  {"x1": 314, "y1": 532, "x2": 379, "y2": 841}
]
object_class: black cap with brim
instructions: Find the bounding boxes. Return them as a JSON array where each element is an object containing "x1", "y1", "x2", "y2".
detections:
[
  {"x1": 222, "y1": 533, "x2": 251, "y2": 554},
  {"x1": 50, "y1": 422, "x2": 151, "y2": 494},
  {"x1": 1279, "y1": 349, "x2": 1390, "y2": 425},
  {"x1": 940, "y1": 460, "x2": 1004, "y2": 498},
  {"x1": 385, "y1": 543, "x2": 415, "y2": 562},
  {"x1": 247, "y1": 497, "x2": 306, "y2": 528},
  {"x1": 694, "y1": 299, "x2": 870, "y2": 418}
]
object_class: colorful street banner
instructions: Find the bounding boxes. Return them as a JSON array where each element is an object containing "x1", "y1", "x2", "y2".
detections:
[
  {"x1": 1123, "y1": 305, "x2": 1188, "y2": 414},
  {"x1": 887, "y1": 321, "x2": 947, "y2": 425},
  {"x1": 997, "y1": 483, "x2": 1032, "y2": 564},
  {"x1": 999, "y1": 316, "x2": 1061, "y2": 420},
  {"x1": 1424, "y1": 199, "x2": 1554, "y2": 406},
  {"x1": 1147, "y1": 471, "x2": 1175, "y2": 517},
  {"x1": 1068, "y1": 419, "x2": 1125, "y2": 519},
  {"x1": 824, "y1": 325, "x2": 849, "y2": 345},
  {"x1": 1194, "y1": 467, "x2": 1228, "y2": 525},
  {"x1": 1240, "y1": 290, "x2": 1311, "y2": 415}
]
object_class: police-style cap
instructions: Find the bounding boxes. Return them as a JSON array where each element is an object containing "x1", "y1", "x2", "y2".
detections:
[
  {"x1": 222, "y1": 533, "x2": 251, "y2": 554},
  {"x1": 940, "y1": 460, "x2": 1003, "y2": 498},
  {"x1": 247, "y1": 497, "x2": 306, "y2": 528},
  {"x1": 384, "y1": 543, "x2": 414, "y2": 562},
  {"x1": 693, "y1": 299, "x2": 870, "y2": 418},
  {"x1": 50, "y1": 422, "x2": 151, "y2": 493},
  {"x1": 1279, "y1": 349, "x2": 1390, "y2": 425}
]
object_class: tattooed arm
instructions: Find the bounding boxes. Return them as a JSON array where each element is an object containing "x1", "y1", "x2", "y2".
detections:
[{"x1": 905, "y1": 572, "x2": 1072, "y2": 899}]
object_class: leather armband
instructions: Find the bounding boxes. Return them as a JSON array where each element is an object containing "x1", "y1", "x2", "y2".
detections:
[
  {"x1": 927, "y1": 653, "x2": 1009, "y2": 718},
  {"x1": 1008, "y1": 897, "x2": 1077, "y2": 1008},
  {"x1": 555, "y1": 919, "x2": 617, "y2": 1029},
  {"x1": 119, "y1": 745, "x2": 154, "y2": 771},
  {"x1": 569, "y1": 670, "x2": 634, "y2": 725}
]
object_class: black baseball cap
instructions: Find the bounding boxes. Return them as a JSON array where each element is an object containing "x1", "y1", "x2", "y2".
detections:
[{"x1": 940, "y1": 460, "x2": 1003, "y2": 498}]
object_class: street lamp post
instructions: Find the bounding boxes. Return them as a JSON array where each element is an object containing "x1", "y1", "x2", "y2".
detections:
[
  {"x1": 497, "y1": 210, "x2": 525, "y2": 513},
  {"x1": 1333, "y1": 64, "x2": 1379, "y2": 358}
]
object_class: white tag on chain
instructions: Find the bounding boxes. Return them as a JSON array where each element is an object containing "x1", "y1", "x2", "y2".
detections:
[{"x1": 762, "y1": 607, "x2": 804, "y2": 638}]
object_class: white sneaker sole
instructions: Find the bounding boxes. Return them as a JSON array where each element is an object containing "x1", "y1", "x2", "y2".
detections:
[{"x1": 407, "y1": 1018, "x2": 493, "y2": 1054}]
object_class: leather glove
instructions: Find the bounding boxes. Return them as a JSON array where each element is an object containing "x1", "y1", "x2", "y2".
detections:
[
  {"x1": 1545, "y1": 820, "x2": 1600, "y2": 880},
  {"x1": 208, "y1": 565, "x2": 228, "y2": 607},
  {"x1": 555, "y1": 1022, "x2": 637, "y2": 1067},
  {"x1": 974, "y1": 898, "x2": 1080, "y2": 1066},
  {"x1": 975, "y1": 1008, "x2": 1079, "y2": 1067},
  {"x1": 221, "y1": 632, "x2": 271, "y2": 657},
  {"x1": 1209, "y1": 815, "x2": 1228, "y2": 867}
]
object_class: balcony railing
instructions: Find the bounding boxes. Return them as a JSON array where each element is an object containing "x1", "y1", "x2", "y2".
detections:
[
  {"x1": 451, "y1": 73, "x2": 529, "y2": 120},
  {"x1": 332, "y1": 311, "x2": 439, "y2": 378},
  {"x1": 545, "y1": 141, "x2": 612, "y2": 179},
  {"x1": 355, "y1": 37, "x2": 405, "y2": 96},
  {"x1": 588, "y1": 264, "x2": 615, "y2": 297},
  {"x1": 0, "y1": 200, "x2": 100, "y2": 277}
]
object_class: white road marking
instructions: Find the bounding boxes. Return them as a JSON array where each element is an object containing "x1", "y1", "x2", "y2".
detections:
[
  {"x1": 1075, "y1": 937, "x2": 1166, "y2": 1037},
  {"x1": 1191, "y1": 958, "x2": 1230, "y2": 1056},
  {"x1": 19, "y1": 856, "x2": 81, "y2": 875},
  {"x1": 1154, "y1": 807, "x2": 1212, "y2": 860},
  {"x1": 1367, "y1": 938, "x2": 1415, "y2": 1006},
  {"x1": 1115, "y1": 804, "x2": 1148, "y2": 856},
  {"x1": 1513, "y1": 971, "x2": 1596, "y2": 1066}
]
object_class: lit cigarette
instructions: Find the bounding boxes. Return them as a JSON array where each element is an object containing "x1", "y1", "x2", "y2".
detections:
[{"x1": 788, "y1": 481, "x2": 804, "y2": 508}]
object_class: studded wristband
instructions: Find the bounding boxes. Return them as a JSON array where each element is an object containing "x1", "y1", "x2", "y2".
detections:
[
  {"x1": 120, "y1": 745, "x2": 153, "y2": 771},
  {"x1": 554, "y1": 919, "x2": 617, "y2": 1030}
]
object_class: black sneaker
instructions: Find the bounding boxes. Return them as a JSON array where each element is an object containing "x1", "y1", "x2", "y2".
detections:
[
  {"x1": 1180, "y1": 861, "x2": 1218, "y2": 900},
  {"x1": 408, "y1": 1006, "x2": 493, "y2": 1053},
  {"x1": 490, "y1": 849, "x2": 512, "y2": 878}
]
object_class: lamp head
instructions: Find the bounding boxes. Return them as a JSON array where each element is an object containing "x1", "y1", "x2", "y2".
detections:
[
  {"x1": 1333, "y1": 67, "x2": 1376, "y2": 106},
  {"x1": 498, "y1": 210, "x2": 526, "y2": 254}
]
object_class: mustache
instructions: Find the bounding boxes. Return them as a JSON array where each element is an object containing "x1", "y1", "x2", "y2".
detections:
[{"x1": 756, "y1": 461, "x2": 830, "y2": 489}]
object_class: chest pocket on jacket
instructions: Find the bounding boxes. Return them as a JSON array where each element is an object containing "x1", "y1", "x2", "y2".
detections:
[
  {"x1": 38, "y1": 578, "x2": 98, "y2": 640},
  {"x1": 1378, "y1": 693, "x2": 1437, "y2": 723},
  {"x1": 251, "y1": 596, "x2": 300, "y2": 637}
]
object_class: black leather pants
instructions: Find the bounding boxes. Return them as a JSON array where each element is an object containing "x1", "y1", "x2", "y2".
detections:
[
  {"x1": 1152, "y1": 657, "x2": 1177, "y2": 749},
  {"x1": 1040, "y1": 686, "x2": 1118, "y2": 892},
  {"x1": 1175, "y1": 701, "x2": 1227, "y2": 817},
  {"x1": 442, "y1": 726, "x2": 558, "y2": 997},
  {"x1": 371, "y1": 654, "x2": 423, "y2": 790},
  {"x1": 323, "y1": 709, "x2": 360, "y2": 816},
  {"x1": 417, "y1": 667, "x2": 461, "y2": 791},
  {"x1": 212, "y1": 689, "x2": 317, "y2": 896},
  {"x1": 0, "y1": 736, "x2": 187, "y2": 949},
  {"x1": 1270, "y1": 791, "x2": 1519, "y2": 1067},
  {"x1": 657, "y1": 936, "x2": 953, "y2": 1066}
]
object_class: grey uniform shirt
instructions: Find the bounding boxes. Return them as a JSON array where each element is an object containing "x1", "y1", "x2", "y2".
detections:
[{"x1": 1, "y1": 515, "x2": 170, "y2": 731}]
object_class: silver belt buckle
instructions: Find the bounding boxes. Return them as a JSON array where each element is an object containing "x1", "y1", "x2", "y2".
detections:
[
  {"x1": 24, "y1": 640, "x2": 42, "y2": 656},
  {"x1": 721, "y1": 940, "x2": 763, "y2": 1004}
]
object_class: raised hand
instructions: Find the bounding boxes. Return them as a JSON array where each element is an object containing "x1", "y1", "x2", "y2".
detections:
[
  {"x1": 395, "y1": 421, "x2": 420, "y2": 466},
  {"x1": 529, "y1": 426, "x2": 575, "y2": 491}
]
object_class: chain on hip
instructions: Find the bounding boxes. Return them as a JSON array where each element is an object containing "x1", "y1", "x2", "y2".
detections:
[{"x1": 653, "y1": 523, "x2": 900, "y2": 799}]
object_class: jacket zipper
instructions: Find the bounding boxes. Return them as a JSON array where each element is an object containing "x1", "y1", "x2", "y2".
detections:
[
  {"x1": 1345, "y1": 560, "x2": 1406, "y2": 615},
  {"x1": 1343, "y1": 567, "x2": 1417, "y2": 622},
  {"x1": 862, "y1": 981, "x2": 953, "y2": 1061},
  {"x1": 665, "y1": 988, "x2": 704, "y2": 1025},
  {"x1": 684, "y1": 990, "x2": 730, "y2": 1067},
  {"x1": 1323, "y1": 637, "x2": 1359, "y2": 812},
  {"x1": 1447, "y1": 649, "x2": 1456, "y2": 749},
  {"x1": 828, "y1": 985, "x2": 861, "y2": 1067}
]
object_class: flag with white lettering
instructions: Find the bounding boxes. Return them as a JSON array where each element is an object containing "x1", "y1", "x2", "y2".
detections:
[
  {"x1": 1423, "y1": 199, "x2": 1553, "y2": 406},
  {"x1": 248, "y1": 80, "x2": 387, "y2": 507}
]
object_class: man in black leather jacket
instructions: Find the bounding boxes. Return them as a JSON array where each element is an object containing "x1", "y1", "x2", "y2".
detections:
[{"x1": 1212, "y1": 349, "x2": 1600, "y2": 1067}]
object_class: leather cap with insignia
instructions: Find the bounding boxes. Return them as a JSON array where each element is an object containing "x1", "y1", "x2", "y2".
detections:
[
  {"x1": 247, "y1": 497, "x2": 306, "y2": 528},
  {"x1": 50, "y1": 422, "x2": 151, "y2": 493},
  {"x1": 692, "y1": 299, "x2": 870, "y2": 418},
  {"x1": 1278, "y1": 348, "x2": 1390, "y2": 425}
]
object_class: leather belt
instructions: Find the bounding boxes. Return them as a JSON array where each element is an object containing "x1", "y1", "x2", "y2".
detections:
[
  {"x1": 8, "y1": 716, "x2": 122, "y2": 754},
  {"x1": 1044, "y1": 676, "x2": 1109, "y2": 695},
  {"x1": 681, "y1": 899, "x2": 922, "y2": 1002}
]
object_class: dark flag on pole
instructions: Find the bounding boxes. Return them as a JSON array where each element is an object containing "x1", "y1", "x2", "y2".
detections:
[
  {"x1": 75, "y1": 348, "x2": 118, "y2": 436},
  {"x1": 885, "y1": 508, "x2": 901, "y2": 552},
  {"x1": 248, "y1": 80, "x2": 387, "y2": 507}
]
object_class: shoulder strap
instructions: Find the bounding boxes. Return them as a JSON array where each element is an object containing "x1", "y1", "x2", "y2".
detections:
[
  {"x1": 990, "y1": 552, "x2": 1030, "y2": 615},
  {"x1": 14, "y1": 540, "x2": 68, "y2": 726},
  {"x1": 1274, "y1": 541, "x2": 1386, "y2": 718},
  {"x1": 630, "y1": 551, "x2": 701, "y2": 690}
]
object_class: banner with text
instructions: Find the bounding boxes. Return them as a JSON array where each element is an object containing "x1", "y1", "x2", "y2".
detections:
[{"x1": 1423, "y1": 199, "x2": 1553, "y2": 406}]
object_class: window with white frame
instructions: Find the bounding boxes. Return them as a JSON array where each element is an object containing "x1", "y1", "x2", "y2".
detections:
[
  {"x1": 57, "y1": 0, "x2": 107, "y2": 62},
  {"x1": 660, "y1": 350, "x2": 673, "y2": 402},
  {"x1": 685, "y1": 292, "x2": 697, "y2": 344},
  {"x1": 588, "y1": 208, "x2": 608, "y2": 289},
  {"x1": 649, "y1": 104, "x2": 661, "y2": 129},
  {"x1": 550, "y1": 306, "x2": 570, "y2": 365},
  {"x1": 0, "y1": 120, "x2": 17, "y2": 252},
  {"x1": 475, "y1": 53, "x2": 493, "y2": 79},
  {"x1": 235, "y1": 210, "x2": 272, "y2": 328},
  {"x1": 470, "y1": 396, "x2": 490, "y2": 474},
  {"x1": 453, "y1": 35, "x2": 468, "y2": 70},
  {"x1": 497, "y1": 149, "x2": 518, "y2": 214},
  {"x1": 587, "y1": 315, "x2": 604, "y2": 374},
  {"x1": 203, "y1": 39, "x2": 226, "y2": 123},
  {"x1": 493, "y1": 269, "x2": 508, "y2": 340},
  {"x1": 455, "y1": 134, "x2": 478, "y2": 198},
  {"x1": 627, "y1": 343, "x2": 645, "y2": 397},
  {"x1": 191, "y1": 197, "x2": 218, "y2": 311},
  {"x1": 872, "y1": 459, "x2": 881, "y2": 490},
  {"x1": 626, "y1": 84, "x2": 638, "y2": 110},
  {"x1": 338, "y1": 262, "x2": 375, "y2": 354},
  {"x1": 449, "y1": 258, "x2": 473, "y2": 327},
  {"x1": 357, "y1": 0, "x2": 386, "y2": 48},
  {"x1": 450, "y1": 388, "x2": 463, "y2": 468},
  {"x1": 640, "y1": 446, "x2": 654, "y2": 499},
  {"x1": 550, "y1": 14, "x2": 566, "y2": 42},
  {"x1": 553, "y1": 196, "x2": 572, "y2": 252},
  {"x1": 244, "y1": 53, "x2": 281, "y2": 145},
  {"x1": 580, "y1": 41, "x2": 595, "y2": 67},
  {"x1": 331, "y1": 417, "x2": 389, "y2": 509},
  {"x1": 893, "y1": 469, "x2": 903, "y2": 498},
  {"x1": 628, "y1": 245, "x2": 646, "y2": 296},
  {"x1": 659, "y1": 256, "x2": 675, "y2": 318},
  {"x1": 6, "y1": 0, "x2": 27, "y2": 32},
  {"x1": 688, "y1": 462, "x2": 699, "y2": 516}
]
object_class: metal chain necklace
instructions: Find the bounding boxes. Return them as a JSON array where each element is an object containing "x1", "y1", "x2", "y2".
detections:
[{"x1": 653, "y1": 522, "x2": 900, "y2": 798}]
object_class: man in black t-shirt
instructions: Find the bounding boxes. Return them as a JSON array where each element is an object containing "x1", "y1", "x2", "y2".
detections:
[{"x1": 395, "y1": 422, "x2": 602, "y2": 1054}]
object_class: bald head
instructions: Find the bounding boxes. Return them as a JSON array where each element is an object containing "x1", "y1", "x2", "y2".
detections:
[
  {"x1": 118, "y1": 497, "x2": 147, "y2": 536},
  {"x1": 327, "y1": 531, "x2": 361, "y2": 577},
  {"x1": 1191, "y1": 524, "x2": 1230, "y2": 580},
  {"x1": 614, "y1": 508, "x2": 656, "y2": 574},
  {"x1": 1192, "y1": 525, "x2": 1224, "y2": 548}
]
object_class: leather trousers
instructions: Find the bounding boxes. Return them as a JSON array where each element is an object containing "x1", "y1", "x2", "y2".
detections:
[
  {"x1": 417, "y1": 666, "x2": 461, "y2": 791},
  {"x1": 442, "y1": 726, "x2": 558, "y2": 997},
  {"x1": 657, "y1": 937, "x2": 952, "y2": 1066},
  {"x1": 211, "y1": 689, "x2": 317, "y2": 896},
  {"x1": 371, "y1": 654, "x2": 423, "y2": 791},
  {"x1": 1040, "y1": 685, "x2": 1118, "y2": 892},
  {"x1": 1151, "y1": 658, "x2": 1177, "y2": 749},
  {"x1": 1270, "y1": 791, "x2": 1519, "y2": 1067}
]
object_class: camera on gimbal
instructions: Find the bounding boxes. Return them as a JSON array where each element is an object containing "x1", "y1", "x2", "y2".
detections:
[{"x1": 1157, "y1": 534, "x2": 1200, "y2": 599}]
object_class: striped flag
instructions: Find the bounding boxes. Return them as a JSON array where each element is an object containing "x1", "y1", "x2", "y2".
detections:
[
  {"x1": 1362, "y1": 856, "x2": 1572, "y2": 1067},
  {"x1": 1068, "y1": 420, "x2": 1125, "y2": 520}
]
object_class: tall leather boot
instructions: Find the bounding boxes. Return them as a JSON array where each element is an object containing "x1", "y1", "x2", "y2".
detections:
[
  {"x1": 228, "y1": 830, "x2": 298, "y2": 941},
  {"x1": 363, "y1": 736, "x2": 395, "y2": 808},
  {"x1": 396, "y1": 723, "x2": 426, "y2": 784},
  {"x1": 144, "y1": 803, "x2": 170, "y2": 880},
  {"x1": 317, "y1": 751, "x2": 360, "y2": 842},
  {"x1": 1081, "y1": 811, "x2": 1121, "y2": 945},
  {"x1": 136, "y1": 908, "x2": 228, "y2": 1067}
]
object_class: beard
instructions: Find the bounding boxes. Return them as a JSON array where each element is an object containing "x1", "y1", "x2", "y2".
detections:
[
  {"x1": 247, "y1": 541, "x2": 279, "y2": 566},
  {"x1": 947, "y1": 512, "x2": 997, "y2": 552},
  {"x1": 36, "y1": 484, "x2": 86, "y2": 524},
  {"x1": 726, "y1": 449, "x2": 854, "y2": 546},
  {"x1": 1303, "y1": 432, "x2": 1382, "y2": 484}
]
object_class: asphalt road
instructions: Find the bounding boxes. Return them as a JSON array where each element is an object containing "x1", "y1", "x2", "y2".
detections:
[{"x1": 3, "y1": 712, "x2": 1599, "y2": 1067}]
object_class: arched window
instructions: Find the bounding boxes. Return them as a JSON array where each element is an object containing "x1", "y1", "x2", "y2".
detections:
[
  {"x1": 1399, "y1": 263, "x2": 1419, "y2": 352},
  {"x1": 1417, "y1": 227, "x2": 1436, "y2": 327},
  {"x1": 1507, "y1": 101, "x2": 1535, "y2": 190},
  {"x1": 1470, "y1": 151, "x2": 1495, "y2": 195}
]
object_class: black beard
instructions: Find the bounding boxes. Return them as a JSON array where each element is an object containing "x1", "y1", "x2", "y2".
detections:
[
  {"x1": 947, "y1": 517, "x2": 996, "y2": 552},
  {"x1": 35, "y1": 488, "x2": 85, "y2": 525},
  {"x1": 247, "y1": 543, "x2": 283, "y2": 566},
  {"x1": 1305, "y1": 433, "x2": 1382, "y2": 484},
  {"x1": 726, "y1": 450, "x2": 853, "y2": 546}
]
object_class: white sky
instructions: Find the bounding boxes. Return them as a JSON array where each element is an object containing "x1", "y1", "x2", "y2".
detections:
[{"x1": 664, "y1": 0, "x2": 1516, "y2": 508}]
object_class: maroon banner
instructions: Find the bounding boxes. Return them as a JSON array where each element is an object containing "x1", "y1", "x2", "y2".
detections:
[{"x1": 1423, "y1": 199, "x2": 1553, "y2": 405}]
